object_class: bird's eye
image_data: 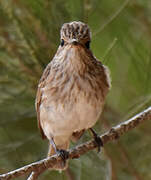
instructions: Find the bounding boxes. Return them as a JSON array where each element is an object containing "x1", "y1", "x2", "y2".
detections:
[
  {"x1": 85, "y1": 41, "x2": 90, "y2": 49},
  {"x1": 60, "y1": 39, "x2": 64, "y2": 47}
]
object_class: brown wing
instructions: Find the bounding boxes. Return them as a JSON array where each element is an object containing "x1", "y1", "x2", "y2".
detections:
[
  {"x1": 88, "y1": 51, "x2": 111, "y2": 91},
  {"x1": 35, "y1": 64, "x2": 51, "y2": 139},
  {"x1": 95, "y1": 59, "x2": 111, "y2": 89}
]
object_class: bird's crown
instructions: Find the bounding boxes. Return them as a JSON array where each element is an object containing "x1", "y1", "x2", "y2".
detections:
[{"x1": 60, "y1": 21, "x2": 91, "y2": 42}]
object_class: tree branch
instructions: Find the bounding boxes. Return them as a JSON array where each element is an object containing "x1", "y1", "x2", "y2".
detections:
[
  {"x1": 27, "y1": 171, "x2": 41, "y2": 180},
  {"x1": 0, "y1": 107, "x2": 151, "y2": 180}
]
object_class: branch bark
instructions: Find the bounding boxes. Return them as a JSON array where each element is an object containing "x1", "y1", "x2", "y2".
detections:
[{"x1": 0, "y1": 107, "x2": 151, "y2": 180}]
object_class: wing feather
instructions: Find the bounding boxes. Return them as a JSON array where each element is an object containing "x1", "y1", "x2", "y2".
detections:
[{"x1": 35, "y1": 64, "x2": 51, "y2": 139}]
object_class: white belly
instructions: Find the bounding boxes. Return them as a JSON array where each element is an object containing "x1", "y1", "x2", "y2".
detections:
[{"x1": 40, "y1": 98, "x2": 103, "y2": 145}]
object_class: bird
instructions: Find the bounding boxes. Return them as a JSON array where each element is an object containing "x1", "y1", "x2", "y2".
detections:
[{"x1": 35, "y1": 21, "x2": 111, "y2": 170}]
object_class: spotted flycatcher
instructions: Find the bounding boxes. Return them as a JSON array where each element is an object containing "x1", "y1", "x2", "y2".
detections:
[{"x1": 36, "y1": 21, "x2": 111, "y2": 170}]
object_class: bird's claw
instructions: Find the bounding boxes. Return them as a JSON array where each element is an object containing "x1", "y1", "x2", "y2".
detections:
[
  {"x1": 56, "y1": 149, "x2": 69, "y2": 164},
  {"x1": 90, "y1": 128, "x2": 103, "y2": 153},
  {"x1": 94, "y1": 135, "x2": 103, "y2": 153}
]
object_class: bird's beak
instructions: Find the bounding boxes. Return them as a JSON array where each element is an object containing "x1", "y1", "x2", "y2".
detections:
[{"x1": 70, "y1": 39, "x2": 78, "y2": 45}]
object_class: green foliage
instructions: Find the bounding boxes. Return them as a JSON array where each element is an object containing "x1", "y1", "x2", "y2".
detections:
[{"x1": 0, "y1": 0, "x2": 151, "y2": 179}]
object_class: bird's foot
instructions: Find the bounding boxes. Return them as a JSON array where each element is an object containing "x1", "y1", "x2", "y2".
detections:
[
  {"x1": 56, "y1": 149, "x2": 69, "y2": 164},
  {"x1": 89, "y1": 128, "x2": 103, "y2": 153},
  {"x1": 94, "y1": 134, "x2": 103, "y2": 153},
  {"x1": 49, "y1": 139, "x2": 69, "y2": 167}
]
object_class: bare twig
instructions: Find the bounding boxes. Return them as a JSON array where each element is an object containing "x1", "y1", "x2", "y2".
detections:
[
  {"x1": 0, "y1": 107, "x2": 151, "y2": 180},
  {"x1": 27, "y1": 172, "x2": 40, "y2": 180}
]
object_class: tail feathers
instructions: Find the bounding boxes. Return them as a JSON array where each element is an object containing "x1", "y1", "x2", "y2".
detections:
[{"x1": 48, "y1": 141, "x2": 69, "y2": 170}]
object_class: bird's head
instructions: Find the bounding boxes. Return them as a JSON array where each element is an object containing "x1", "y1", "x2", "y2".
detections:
[{"x1": 60, "y1": 21, "x2": 91, "y2": 49}]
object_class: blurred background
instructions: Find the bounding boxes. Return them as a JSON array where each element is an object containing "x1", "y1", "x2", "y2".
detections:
[{"x1": 0, "y1": 0, "x2": 151, "y2": 179}]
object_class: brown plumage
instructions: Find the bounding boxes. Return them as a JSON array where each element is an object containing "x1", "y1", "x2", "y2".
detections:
[{"x1": 35, "y1": 21, "x2": 111, "y2": 170}]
